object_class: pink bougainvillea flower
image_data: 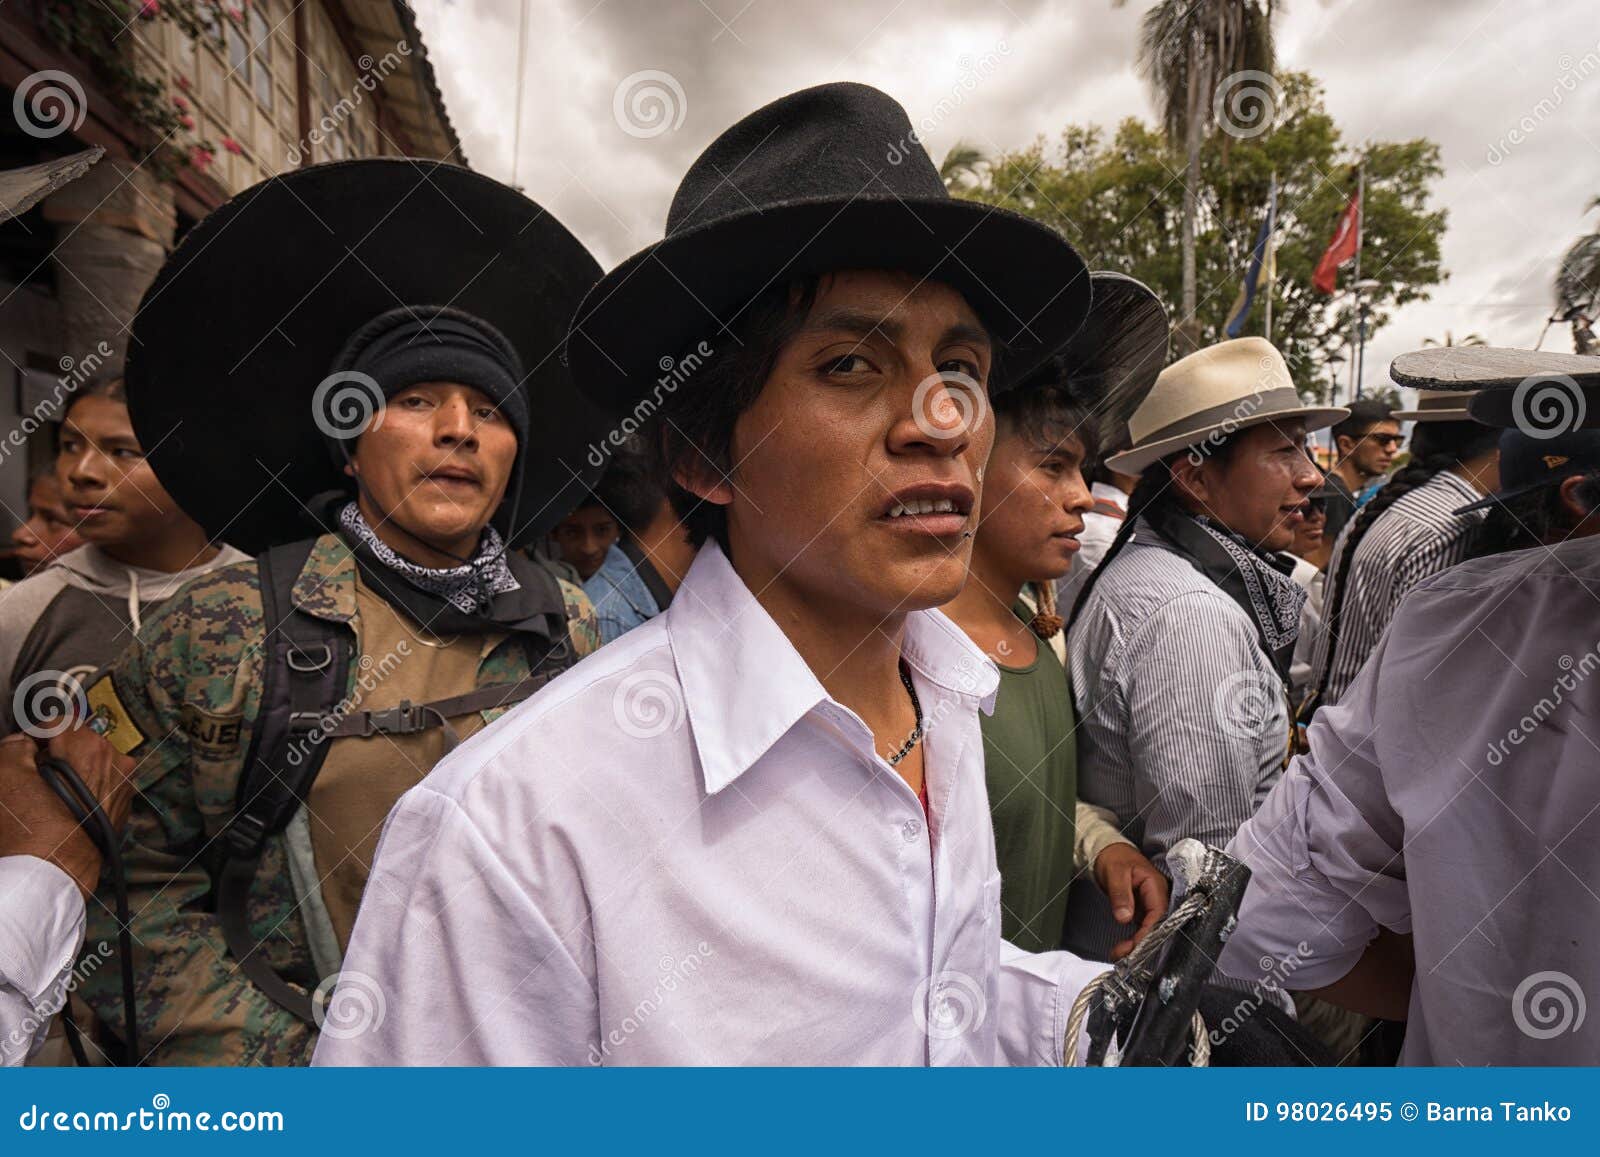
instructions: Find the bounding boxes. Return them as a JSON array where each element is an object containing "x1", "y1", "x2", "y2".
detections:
[
  {"x1": 221, "y1": 136, "x2": 243, "y2": 155},
  {"x1": 139, "y1": 0, "x2": 160, "y2": 18},
  {"x1": 173, "y1": 95, "x2": 189, "y2": 111},
  {"x1": 179, "y1": 114, "x2": 195, "y2": 130},
  {"x1": 189, "y1": 146, "x2": 215, "y2": 172}
]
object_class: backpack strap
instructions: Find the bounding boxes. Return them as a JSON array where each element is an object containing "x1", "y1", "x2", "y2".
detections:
[
  {"x1": 219, "y1": 538, "x2": 351, "y2": 1025},
  {"x1": 217, "y1": 543, "x2": 577, "y2": 1024}
]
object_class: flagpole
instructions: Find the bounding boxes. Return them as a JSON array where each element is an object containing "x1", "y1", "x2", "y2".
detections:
[
  {"x1": 1264, "y1": 171, "x2": 1276, "y2": 342},
  {"x1": 1347, "y1": 163, "x2": 1365, "y2": 402}
]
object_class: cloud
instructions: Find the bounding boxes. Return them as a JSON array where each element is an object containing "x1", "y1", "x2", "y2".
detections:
[{"x1": 412, "y1": 0, "x2": 1600, "y2": 396}]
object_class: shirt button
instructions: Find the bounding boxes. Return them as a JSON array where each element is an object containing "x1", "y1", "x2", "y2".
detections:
[{"x1": 902, "y1": 818, "x2": 923, "y2": 842}]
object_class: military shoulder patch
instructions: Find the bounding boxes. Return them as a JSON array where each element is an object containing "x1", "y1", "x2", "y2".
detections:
[{"x1": 86, "y1": 677, "x2": 147, "y2": 756}]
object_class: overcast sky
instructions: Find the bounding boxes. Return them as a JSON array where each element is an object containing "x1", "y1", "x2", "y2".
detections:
[{"x1": 410, "y1": 0, "x2": 1600, "y2": 398}]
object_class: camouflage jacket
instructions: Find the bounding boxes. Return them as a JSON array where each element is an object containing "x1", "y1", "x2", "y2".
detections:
[{"x1": 78, "y1": 534, "x2": 598, "y2": 1066}]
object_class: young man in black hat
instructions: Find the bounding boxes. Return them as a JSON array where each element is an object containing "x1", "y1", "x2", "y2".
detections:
[
  {"x1": 1219, "y1": 347, "x2": 1600, "y2": 1064},
  {"x1": 56, "y1": 160, "x2": 607, "y2": 1066},
  {"x1": 319, "y1": 83, "x2": 1119, "y2": 1066}
]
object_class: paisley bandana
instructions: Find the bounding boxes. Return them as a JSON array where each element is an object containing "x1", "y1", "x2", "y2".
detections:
[{"x1": 338, "y1": 501, "x2": 519, "y2": 615}]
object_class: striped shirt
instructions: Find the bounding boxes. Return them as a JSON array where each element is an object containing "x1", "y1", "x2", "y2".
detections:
[
  {"x1": 1307, "y1": 470, "x2": 1485, "y2": 708},
  {"x1": 1064, "y1": 524, "x2": 1290, "y2": 961}
]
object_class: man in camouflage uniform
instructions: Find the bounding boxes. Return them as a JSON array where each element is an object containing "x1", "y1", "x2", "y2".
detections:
[{"x1": 68, "y1": 159, "x2": 611, "y2": 1064}]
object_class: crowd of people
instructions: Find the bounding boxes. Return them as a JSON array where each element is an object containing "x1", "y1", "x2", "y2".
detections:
[{"x1": 2, "y1": 81, "x2": 1597, "y2": 1068}]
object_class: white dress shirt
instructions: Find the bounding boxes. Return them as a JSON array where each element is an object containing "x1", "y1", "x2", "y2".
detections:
[
  {"x1": 0, "y1": 855, "x2": 84, "y2": 1065},
  {"x1": 1221, "y1": 535, "x2": 1600, "y2": 1064},
  {"x1": 316, "y1": 541, "x2": 1107, "y2": 1066}
]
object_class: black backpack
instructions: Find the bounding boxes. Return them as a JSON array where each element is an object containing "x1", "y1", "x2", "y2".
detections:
[{"x1": 216, "y1": 539, "x2": 575, "y2": 1022}]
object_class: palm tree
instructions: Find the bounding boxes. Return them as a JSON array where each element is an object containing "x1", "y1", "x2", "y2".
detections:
[
  {"x1": 1555, "y1": 197, "x2": 1600, "y2": 355},
  {"x1": 939, "y1": 141, "x2": 988, "y2": 191},
  {"x1": 1421, "y1": 331, "x2": 1487, "y2": 348},
  {"x1": 1115, "y1": 1, "x2": 1280, "y2": 347}
]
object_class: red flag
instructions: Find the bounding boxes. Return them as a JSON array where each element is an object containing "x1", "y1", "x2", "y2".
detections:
[{"x1": 1313, "y1": 194, "x2": 1361, "y2": 294}]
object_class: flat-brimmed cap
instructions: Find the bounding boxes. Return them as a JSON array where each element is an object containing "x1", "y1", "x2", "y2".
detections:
[
  {"x1": 566, "y1": 82, "x2": 1093, "y2": 413},
  {"x1": 1391, "y1": 389, "x2": 1478, "y2": 421},
  {"x1": 1106, "y1": 336, "x2": 1347, "y2": 474},
  {"x1": 1454, "y1": 426, "x2": 1600, "y2": 513},
  {"x1": 1390, "y1": 346, "x2": 1600, "y2": 432}
]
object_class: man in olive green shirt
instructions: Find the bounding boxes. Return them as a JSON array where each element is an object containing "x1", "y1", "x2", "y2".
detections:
[{"x1": 942, "y1": 380, "x2": 1168, "y2": 956}]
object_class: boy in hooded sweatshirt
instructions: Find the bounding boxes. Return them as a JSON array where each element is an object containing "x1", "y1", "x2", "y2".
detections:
[{"x1": 0, "y1": 376, "x2": 247, "y2": 736}]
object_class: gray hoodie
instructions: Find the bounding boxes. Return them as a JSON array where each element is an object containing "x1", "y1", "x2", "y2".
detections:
[{"x1": 0, "y1": 543, "x2": 249, "y2": 736}]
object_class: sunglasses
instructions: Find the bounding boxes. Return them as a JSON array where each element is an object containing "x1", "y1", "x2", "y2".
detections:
[{"x1": 1368, "y1": 434, "x2": 1405, "y2": 448}]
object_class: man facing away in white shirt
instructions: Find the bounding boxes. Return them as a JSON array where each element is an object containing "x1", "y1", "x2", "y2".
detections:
[{"x1": 314, "y1": 83, "x2": 1114, "y2": 1066}]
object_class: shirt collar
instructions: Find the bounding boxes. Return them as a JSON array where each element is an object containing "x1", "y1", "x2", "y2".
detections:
[
  {"x1": 1434, "y1": 469, "x2": 1483, "y2": 505},
  {"x1": 666, "y1": 541, "x2": 1000, "y2": 796}
]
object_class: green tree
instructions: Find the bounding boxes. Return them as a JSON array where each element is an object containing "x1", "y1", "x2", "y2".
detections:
[
  {"x1": 957, "y1": 72, "x2": 1446, "y2": 401},
  {"x1": 1115, "y1": 0, "x2": 1281, "y2": 343}
]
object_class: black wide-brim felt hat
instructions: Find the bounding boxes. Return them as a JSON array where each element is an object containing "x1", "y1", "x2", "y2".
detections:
[
  {"x1": 127, "y1": 159, "x2": 605, "y2": 555},
  {"x1": 1021, "y1": 271, "x2": 1169, "y2": 431},
  {"x1": 1391, "y1": 346, "x2": 1600, "y2": 430},
  {"x1": 567, "y1": 82, "x2": 1092, "y2": 413}
]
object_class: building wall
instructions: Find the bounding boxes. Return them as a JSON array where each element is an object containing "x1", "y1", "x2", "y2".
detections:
[
  {"x1": 1, "y1": 0, "x2": 446, "y2": 547},
  {"x1": 125, "y1": 0, "x2": 392, "y2": 192}
]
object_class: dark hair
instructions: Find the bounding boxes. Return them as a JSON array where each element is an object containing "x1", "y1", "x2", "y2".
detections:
[
  {"x1": 653, "y1": 278, "x2": 822, "y2": 550},
  {"x1": 1064, "y1": 432, "x2": 1244, "y2": 631},
  {"x1": 993, "y1": 381, "x2": 1099, "y2": 464},
  {"x1": 595, "y1": 440, "x2": 669, "y2": 536},
  {"x1": 1331, "y1": 398, "x2": 1396, "y2": 446},
  {"x1": 1468, "y1": 471, "x2": 1600, "y2": 559},
  {"x1": 57, "y1": 373, "x2": 128, "y2": 443},
  {"x1": 1310, "y1": 419, "x2": 1502, "y2": 705}
]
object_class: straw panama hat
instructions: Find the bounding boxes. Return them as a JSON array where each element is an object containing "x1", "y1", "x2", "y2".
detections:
[{"x1": 1106, "y1": 336, "x2": 1348, "y2": 474}]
